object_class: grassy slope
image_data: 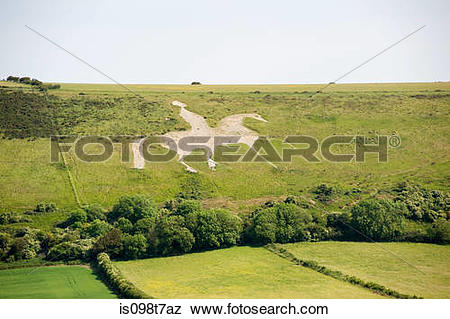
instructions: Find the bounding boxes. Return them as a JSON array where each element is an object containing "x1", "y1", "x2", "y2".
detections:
[
  {"x1": 0, "y1": 82, "x2": 448, "y2": 211},
  {"x1": 281, "y1": 242, "x2": 450, "y2": 298},
  {"x1": 115, "y1": 246, "x2": 384, "y2": 298},
  {"x1": 0, "y1": 265, "x2": 116, "y2": 298},
  {"x1": 0, "y1": 139, "x2": 75, "y2": 211}
]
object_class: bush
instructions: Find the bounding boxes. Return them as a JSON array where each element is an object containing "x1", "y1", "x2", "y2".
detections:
[
  {"x1": 7, "y1": 233, "x2": 40, "y2": 260},
  {"x1": 0, "y1": 212, "x2": 31, "y2": 225},
  {"x1": 109, "y1": 195, "x2": 158, "y2": 223},
  {"x1": 7, "y1": 76, "x2": 19, "y2": 82},
  {"x1": 92, "y1": 229, "x2": 123, "y2": 258},
  {"x1": 46, "y1": 239, "x2": 93, "y2": 261},
  {"x1": 150, "y1": 215, "x2": 194, "y2": 256},
  {"x1": 312, "y1": 184, "x2": 338, "y2": 204},
  {"x1": 19, "y1": 77, "x2": 31, "y2": 84},
  {"x1": 326, "y1": 212, "x2": 356, "y2": 240},
  {"x1": 186, "y1": 209, "x2": 242, "y2": 250},
  {"x1": 173, "y1": 200, "x2": 202, "y2": 216},
  {"x1": 392, "y1": 182, "x2": 449, "y2": 222},
  {"x1": 62, "y1": 209, "x2": 87, "y2": 228},
  {"x1": 122, "y1": 234, "x2": 147, "y2": 259},
  {"x1": 96, "y1": 253, "x2": 151, "y2": 298},
  {"x1": 247, "y1": 203, "x2": 319, "y2": 244},
  {"x1": 30, "y1": 79, "x2": 42, "y2": 86},
  {"x1": 0, "y1": 232, "x2": 11, "y2": 257},
  {"x1": 7, "y1": 238, "x2": 27, "y2": 260},
  {"x1": 114, "y1": 217, "x2": 133, "y2": 234},
  {"x1": 191, "y1": 81, "x2": 201, "y2": 85},
  {"x1": 428, "y1": 219, "x2": 450, "y2": 244},
  {"x1": 83, "y1": 220, "x2": 112, "y2": 238},
  {"x1": 34, "y1": 202, "x2": 57, "y2": 213},
  {"x1": 134, "y1": 217, "x2": 155, "y2": 235},
  {"x1": 350, "y1": 199, "x2": 406, "y2": 241}
]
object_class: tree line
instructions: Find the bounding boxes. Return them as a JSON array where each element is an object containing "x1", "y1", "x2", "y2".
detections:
[
  {"x1": 0, "y1": 182, "x2": 448, "y2": 263},
  {"x1": 6, "y1": 75, "x2": 60, "y2": 91}
]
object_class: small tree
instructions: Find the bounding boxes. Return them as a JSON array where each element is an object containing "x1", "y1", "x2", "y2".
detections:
[
  {"x1": 109, "y1": 195, "x2": 158, "y2": 223},
  {"x1": 350, "y1": 199, "x2": 406, "y2": 241},
  {"x1": 173, "y1": 200, "x2": 202, "y2": 216},
  {"x1": 186, "y1": 209, "x2": 242, "y2": 249},
  {"x1": 92, "y1": 229, "x2": 123, "y2": 258},
  {"x1": 0, "y1": 232, "x2": 11, "y2": 257},
  {"x1": 114, "y1": 217, "x2": 133, "y2": 234},
  {"x1": 150, "y1": 215, "x2": 194, "y2": 256},
  {"x1": 122, "y1": 234, "x2": 147, "y2": 259},
  {"x1": 134, "y1": 217, "x2": 155, "y2": 235},
  {"x1": 83, "y1": 220, "x2": 112, "y2": 238}
]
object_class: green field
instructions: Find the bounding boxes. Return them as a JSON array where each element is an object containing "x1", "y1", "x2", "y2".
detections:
[
  {"x1": 114, "y1": 246, "x2": 385, "y2": 298},
  {"x1": 0, "y1": 81, "x2": 448, "y2": 211},
  {"x1": 0, "y1": 81, "x2": 449, "y2": 299},
  {"x1": 280, "y1": 242, "x2": 450, "y2": 298},
  {"x1": 0, "y1": 265, "x2": 116, "y2": 298}
]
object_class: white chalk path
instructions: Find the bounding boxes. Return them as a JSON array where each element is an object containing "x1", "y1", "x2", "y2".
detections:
[{"x1": 133, "y1": 100, "x2": 269, "y2": 172}]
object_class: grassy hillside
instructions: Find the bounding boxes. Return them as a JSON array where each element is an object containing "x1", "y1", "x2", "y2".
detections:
[
  {"x1": 0, "y1": 265, "x2": 116, "y2": 298},
  {"x1": 280, "y1": 242, "x2": 450, "y2": 298},
  {"x1": 114, "y1": 246, "x2": 384, "y2": 298},
  {"x1": 0, "y1": 82, "x2": 448, "y2": 211}
]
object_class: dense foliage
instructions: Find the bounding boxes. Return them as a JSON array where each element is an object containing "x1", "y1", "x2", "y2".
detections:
[
  {"x1": 96, "y1": 252, "x2": 151, "y2": 299},
  {"x1": 350, "y1": 199, "x2": 406, "y2": 241},
  {"x1": 0, "y1": 183, "x2": 448, "y2": 264}
]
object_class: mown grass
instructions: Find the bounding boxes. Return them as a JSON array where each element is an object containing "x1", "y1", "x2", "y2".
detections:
[
  {"x1": 114, "y1": 246, "x2": 384, "y2": 298},
  {"x1": 0, "y1": 265, "x2": 116, "y2": 298},
  {"x1": 280, "y1": 241, "x2": 450, "y2": 298}
]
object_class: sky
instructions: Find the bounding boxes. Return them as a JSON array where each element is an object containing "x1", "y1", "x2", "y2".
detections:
[{"x1": 1, "y1": 0, "x2": 449, "y2": 84}]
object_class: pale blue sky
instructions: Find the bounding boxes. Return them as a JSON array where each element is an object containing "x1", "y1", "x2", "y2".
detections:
[{"x1": 1, "y1": 0, "x2": 448, "y2": 84}]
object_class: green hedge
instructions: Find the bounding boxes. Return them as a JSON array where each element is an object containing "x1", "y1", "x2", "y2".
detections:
[
  {"x1": 96, "y1": 253, "x2": 152, "y2": 299},
  {"x1": 266, "y1": 244, "x2": 421, "y2": 299}
]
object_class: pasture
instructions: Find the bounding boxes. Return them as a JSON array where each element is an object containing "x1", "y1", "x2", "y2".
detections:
[
  {"x1": 114, "y1": 246, "x2": 384, "y2": 298},
  {"x1": 280, "y1": 241, "x2": 450, "y2": 298},
  {"x1": 0, "y1": 81, "x2": 448, "y2": 299},
  {"x1": 0, "y1": 81, "x2": 448, "y2": 212},
  {"x1": 0, "y1": 265, "x2": 116, "y2": 298}
]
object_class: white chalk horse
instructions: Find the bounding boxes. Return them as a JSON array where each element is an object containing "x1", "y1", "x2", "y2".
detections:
[{"x1": 133, "y1": 101, "x2": 268, "y2": 173}]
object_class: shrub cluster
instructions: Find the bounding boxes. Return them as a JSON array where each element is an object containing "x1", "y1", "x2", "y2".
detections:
[
  {"x1": 6, "y1": 75, "x2": 60, "y2": 91},
  {"x1": 51, "y1": 195, "x2": 242, "y2": 261},
  {"x1": 245, "y1": 202, "x2": 328, "y2": 244},
  {"x1": 0, "y1": 212, "x2": 32, "y2": 225},
  {"x1": 1, "y1": 182, "x2": 448, "y2": 264},
  {"x1": 392, "y1": 182, "x2": 449, "y2": 222}
]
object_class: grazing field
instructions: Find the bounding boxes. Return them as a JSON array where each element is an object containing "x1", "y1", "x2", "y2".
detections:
[
  {"x1": 114, "y1": 246, "x2": 384, "y2": 298},
  {"x1": 0, "y1": 265, "x2": 116, "y2": 298},
  {"x1": 280, "y1": 242, "x2": 450, "y2": 298},
  {"x1": 0, "y1": 81, "x2": 448, "y2": 211}
]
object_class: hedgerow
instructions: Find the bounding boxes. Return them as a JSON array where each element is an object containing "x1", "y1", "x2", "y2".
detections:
[
  {"x1": 96, "y1": 252, "x2": 151, "y2": 299},
  {"x1": 266, "y1": 244, "x2": 421, "y2": 299}
]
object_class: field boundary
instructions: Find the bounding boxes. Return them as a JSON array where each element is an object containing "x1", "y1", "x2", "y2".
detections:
[
  {"x1": 265, "y1": 244, "x2": 421, "y2": 299},
  {"x1": 0, "y1": 259, "x2": 83, "y2": 271},
  {"x1": 95, "y1": 253, "x2": 152, "y2": 299},
  {"x1": 56, "y1": 142, "x2": 82, "y2": 207}
]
